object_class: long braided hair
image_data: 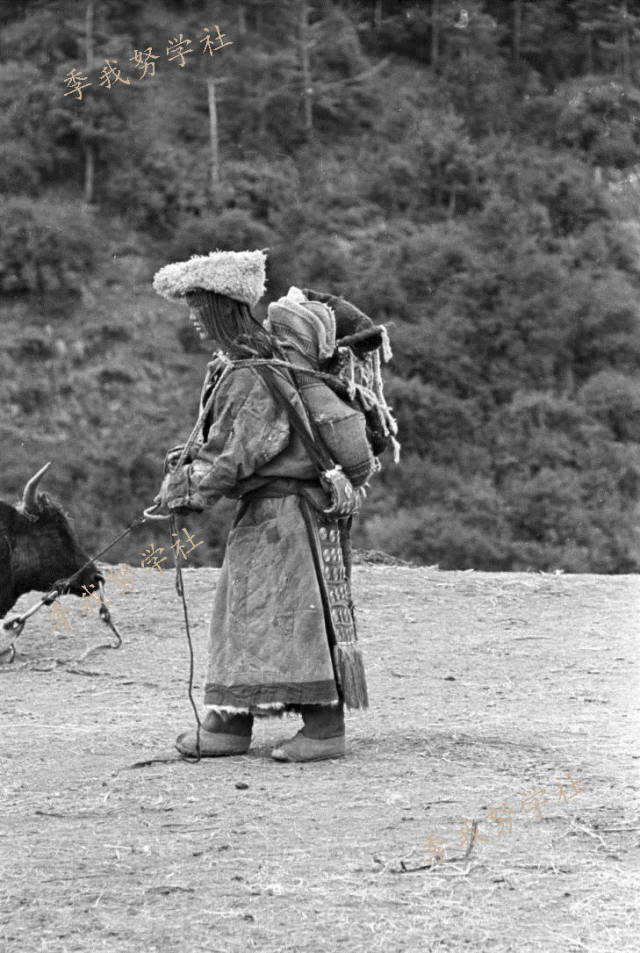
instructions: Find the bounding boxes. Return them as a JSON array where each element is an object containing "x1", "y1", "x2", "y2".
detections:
[{"x1": 186, "y1": 289, "x2": 282, "y2": 360}]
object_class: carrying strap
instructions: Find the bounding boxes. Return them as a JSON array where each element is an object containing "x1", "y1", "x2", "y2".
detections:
[
  {"x1": 256, "y1": 365, "x2": 335, "y2": 478},
  {"x1": 174, "y1": 361, "x2": 233, "y2": 471},
  {"x1": 257, "y1": 365, "x2": 360, "y2": 518}
]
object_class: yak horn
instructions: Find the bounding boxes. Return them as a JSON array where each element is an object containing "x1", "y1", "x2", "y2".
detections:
[{"x1": 21, "y1": 461, "x2": 52, "y2": 513}]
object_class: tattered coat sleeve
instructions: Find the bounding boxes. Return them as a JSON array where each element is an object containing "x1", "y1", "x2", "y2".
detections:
[{"x1": 185, "y1": 366, "x2": 290, "y2": 505}]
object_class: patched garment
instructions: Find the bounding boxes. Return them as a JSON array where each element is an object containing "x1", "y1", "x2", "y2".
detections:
[
  {"x1": 185, "y1": 360, "x2": 366, "y2": 713},
  {"x1": 190, "y1": 362, "x2": 318, "y2": 502},
  {"x1": 205, "y1": 496, "x2": 340, "y2": 709}
]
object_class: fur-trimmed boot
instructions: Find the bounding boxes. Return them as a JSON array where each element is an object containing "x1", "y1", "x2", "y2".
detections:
[
  {"x1": 176, "y1": 710, "x2": 253, "y2": 758},
  {"x1": 271, "y1": 703, "x2": 345, "y2": 762}
]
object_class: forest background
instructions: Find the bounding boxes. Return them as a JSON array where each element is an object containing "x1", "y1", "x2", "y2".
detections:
[{"x1": 2, "y1": 0, "x2": 640, "y2": 573}]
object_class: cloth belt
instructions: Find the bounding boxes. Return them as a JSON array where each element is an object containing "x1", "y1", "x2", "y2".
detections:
[
  {"x1": 235, "y1": 478, "x2": 329, "y2": 523},
  {"x1": 242, "y1": 478, "x2": 320, "y2": 500}
]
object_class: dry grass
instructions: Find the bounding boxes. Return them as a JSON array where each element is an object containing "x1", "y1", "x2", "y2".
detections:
[{"x1": 1, "y1": 566, "x2": 638, "y2": 953}]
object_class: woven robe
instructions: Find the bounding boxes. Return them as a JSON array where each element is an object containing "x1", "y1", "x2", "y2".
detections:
[{"x1": 178, "y1": 361, "x2": 366, "y2": 714}]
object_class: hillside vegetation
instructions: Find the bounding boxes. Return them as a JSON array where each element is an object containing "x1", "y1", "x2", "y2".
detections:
[{"x1": 2, "y1": 0, "x2": 640, "y2": 571}]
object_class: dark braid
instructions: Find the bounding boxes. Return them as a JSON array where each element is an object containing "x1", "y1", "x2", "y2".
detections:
[{"x1": 187, "y1": 290, "x2": 282, "y2": 359}]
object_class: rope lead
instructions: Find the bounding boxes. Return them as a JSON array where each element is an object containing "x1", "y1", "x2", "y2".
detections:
[
  {"x1": 1, "y1": 512, "x2": 148, "y2": 661},
  {"x1": 170, "y1": 514, "x2": 203, "y2": 763}
]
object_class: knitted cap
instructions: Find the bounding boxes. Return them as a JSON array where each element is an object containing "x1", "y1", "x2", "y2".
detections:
[{"x1": 153, "y1": 250, "x2": 267, "y2": 308}]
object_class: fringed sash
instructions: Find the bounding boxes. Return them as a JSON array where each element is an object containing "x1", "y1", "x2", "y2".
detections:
[{"x1": 298, "y1": 499, "x2": 369, "y2": 710}]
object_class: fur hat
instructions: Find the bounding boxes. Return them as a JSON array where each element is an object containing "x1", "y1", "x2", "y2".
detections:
[{"x1": 153, "y1": 250, "x2": 267, "y2": 308}]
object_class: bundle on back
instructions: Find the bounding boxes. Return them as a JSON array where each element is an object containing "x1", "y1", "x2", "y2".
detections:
[{"x1": 268, "y1": 287, "x2": 400, "y2": 479}]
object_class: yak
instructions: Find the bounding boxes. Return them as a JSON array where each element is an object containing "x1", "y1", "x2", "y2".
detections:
[{"x1": 0, "y1": 462, "x2": 103, "y2": 618}]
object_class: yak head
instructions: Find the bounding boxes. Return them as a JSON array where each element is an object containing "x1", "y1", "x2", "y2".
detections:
[{"x1": 0, "y1": 462, "x2": 103, "y2": 617}]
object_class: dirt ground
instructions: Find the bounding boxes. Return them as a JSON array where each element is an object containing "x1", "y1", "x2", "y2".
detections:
[{"x1": 1, "y1": 564, "x2": 638, "y2": 953}]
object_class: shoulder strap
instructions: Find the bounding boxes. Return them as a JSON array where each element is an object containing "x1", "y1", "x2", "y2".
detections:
[
  {"x1": 174, "y1": 362, "x2": 233, "y2": 470},
  {"x1": 256, "y1": 363, "x2": 362, "y2": 519},
  {"x1": 256, "y1": 364, "x2": 334, "y2": 476}
]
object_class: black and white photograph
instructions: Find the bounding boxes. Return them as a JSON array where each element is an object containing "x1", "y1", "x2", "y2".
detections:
[{"x1": 1, "y1": 1, "x2": 638, "y2": 950}]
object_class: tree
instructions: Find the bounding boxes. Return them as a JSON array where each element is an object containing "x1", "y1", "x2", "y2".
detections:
[
  {"x1": 298, "y1": 0, "x2": 313, "y2": 138},
  {"x1": 84, "y1": 0, "x2": 95, "y2": 204},
  {"x1": 3, "y1": 0, "x2": 640, "y2": 573}
]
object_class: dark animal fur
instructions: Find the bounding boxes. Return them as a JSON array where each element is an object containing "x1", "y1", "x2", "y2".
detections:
[
  {"x1": 302, "y1": 289, "x2": 384, "y2": 358},
  {"x1": 0, "y1": 492, "x2": 100, "y2": 617}
]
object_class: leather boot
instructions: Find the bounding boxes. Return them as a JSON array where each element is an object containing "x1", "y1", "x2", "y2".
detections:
[
  {"x1": 271, "y1": 703, "x2": 345, "y2": 762},
  {"x1": 176, "y1": 710, "x2": 253, "y2": 758},
  {"x1": 301, "y1": 703, "x2": 345, "y2": 739}
]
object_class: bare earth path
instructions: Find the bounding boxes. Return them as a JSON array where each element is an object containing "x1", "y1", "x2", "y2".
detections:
[{"x1": 1, "y1": 567, "x2": 638, "y2": 953}]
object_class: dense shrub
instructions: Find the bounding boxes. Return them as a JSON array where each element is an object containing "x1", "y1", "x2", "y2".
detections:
[
  {"x1": 2, "y1": 0, "x2": 640, "y2": 573},
  {"x1": 224, "y1": 159, "x2": 301, "y2": 225},
  {"x1": 554, "y1": 79, "x2": 640, "y2": 168},
  {"x1": 362, "y1": 504, "x2": 513, "y2": 571},
  {"x1": 102, "y1": 146, "x2": 211, "y2": 233},
  {"x1": 0, "y1": 198, "x2": 99, "y2": 294},
  {"x1": 165, "y1": 209, "x2": 273, "y2": 261},
  {"x1": 0, "y1": 143, "x2": 40, "y2": 193},
  {"x1": 579, "y1": 371, "x2": 640, "y2": 442}
]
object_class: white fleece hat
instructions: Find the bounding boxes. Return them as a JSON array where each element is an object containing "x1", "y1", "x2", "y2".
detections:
[{"x1": 153, "y1": 249, "x2": 267, "y2": 308}]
